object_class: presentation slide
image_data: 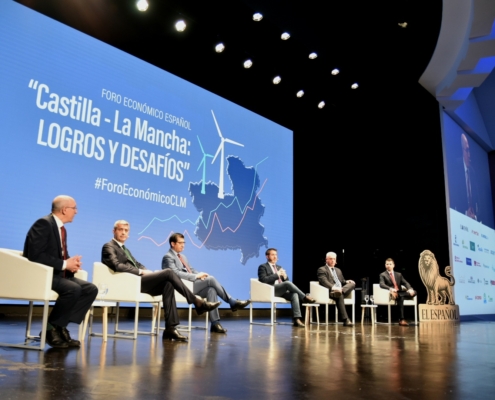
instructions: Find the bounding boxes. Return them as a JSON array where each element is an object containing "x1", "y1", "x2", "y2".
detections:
[
  {"x1": 0, "y1": 2, "x2": 293, "y2": 307},
  {"x1": 443, "y1": 112, "x2": 495, "y2": 316}
]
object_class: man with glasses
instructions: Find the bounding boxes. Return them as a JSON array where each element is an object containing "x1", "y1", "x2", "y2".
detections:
[
  {"x1": 317, "y1": 252, "x2": 355, "y2": 326},
  {"x1": 23, "y1": 195, "x2": 98, "y2": 348},
  {"x1": 162, "y1": 232, "x2": 250, "y2": 334},
  {"x1": 101, "y1": 221, "x2": 220, "y2": 342}
]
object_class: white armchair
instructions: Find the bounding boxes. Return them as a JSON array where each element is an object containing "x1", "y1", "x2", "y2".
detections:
[
  {"x1": 373, "y1": 284, "x2": 418, "y2": 324},
  {"x1": 90, "y1": 262, "x2": 162, "y2": 340},
  {"x1": 309, "y1": 281, "x2": 355, "y2": 324},
  {"x1": 0, "y1": 248, "x2": 89, "y2": 350},
  {"x1": 249, "y1": 279, "x2": 291, "y2": 325}
]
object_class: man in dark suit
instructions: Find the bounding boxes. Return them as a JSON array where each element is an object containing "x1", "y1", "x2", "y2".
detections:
[
  {"x1": 379, "y1": 258, "x2": 416, "y2": 326},
  {"x1": 23, "y1": 195, "x2": 98, "y2": 348},
  {"x1": 101, "y1": 221, "x2": 220, "y2": 342},
  {"x1": 258, "y1": 248, "x2": 315, "y2": 327},
  {"x1": 317, "y1": 252, "x2": 355, "y2": 326},
  {"x1": 162, "y1": 233, "x2": 250, "y2": 334}
]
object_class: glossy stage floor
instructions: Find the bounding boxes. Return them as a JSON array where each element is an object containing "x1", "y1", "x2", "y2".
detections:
[{"x1": 0, "y1": 316, "x2": 494, "y2": 400}]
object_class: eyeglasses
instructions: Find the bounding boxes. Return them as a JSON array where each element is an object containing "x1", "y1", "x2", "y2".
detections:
[
  {"x1": 176, "y1": 241, "x2": 186, "y2": 244},
  {"x1": 66, "y1": 206, "x2": 78, "y2": 210}
]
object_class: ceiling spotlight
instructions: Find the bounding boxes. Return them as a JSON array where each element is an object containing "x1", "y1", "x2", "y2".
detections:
[
  {"x1": 318, "y1": 101, "x2": 325, "y2": 109},
  {"x1": 281, "y1": 32, "x2": 290, "y2": 40},
  {"x1": 175, "y1": 20, "x2": 186, "y2": 32},
  {"x1": 215, "y1": 43, "x2": 225, "y2": 53},
  {"x1": 351, "y1": 83, "x2": 359, "y2": 89},
  {"x1": 273, "y1": 76, "x2": 281, "y2": 84},
  {"x1": 309, "y1": 52, "x2": 318, "y2": 59},
  {"x1": 253, "y1": 13, "x2": 263, "y2": 21},
  {"x1": 296, "y1": 90, "x2": 304, "y2": 98},
  {"x1": 136, "y1": 0, "x2": 149, "y2": 12},
  {"x1": 398, "y1": 22, "x2": 408, "y2": 28},
  {"x1": 243, "y1": 59, "x2": 253, "y2": 69},
  {"x1": 331, "y1": 69, "x2": 340, "y2": 75}
]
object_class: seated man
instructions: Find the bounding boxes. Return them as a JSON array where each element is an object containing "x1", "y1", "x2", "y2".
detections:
[
  {"x1": 23, "y1": 195, "x2": 98, "y2": 348},
  {"x1": 317, "y1": 252, "x2": 355, "y2": 326},
  {"x1": 162, "y1": 233, "x2": 251, "y2": 334},
  {"x1": 258, "y1": 248, "x2": 315, "y2": 327},
  {"x1": 101, "y1": 221, "x2": 220, "y2": 342},
  {"x1": 379, "y1": 258, "x2": 416, "y2": 326}
]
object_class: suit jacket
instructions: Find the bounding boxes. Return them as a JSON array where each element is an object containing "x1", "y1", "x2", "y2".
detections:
[
  {"x1": 258, "y1": 262, "x2": 288, "y2": 285},
  {"x1": 23, "y1": 214, "x2": 74, "y2": 278},
  {"x1": 317, "y1": 265, "x2": 348, "y2": 289},
  {"x1": 379, "y1": 270, "x2": 412, "y2": 291},
  {"x1": 101, "y1": 240, "x2": 146, "y2": 276},
  {"x1": 162, "y1": 248, "x2": 198, "y2": 281}
]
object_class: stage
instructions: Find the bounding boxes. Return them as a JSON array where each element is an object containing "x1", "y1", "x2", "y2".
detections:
[{"x1": 0, "y1": 316, "x2": 493, "y2": 399}]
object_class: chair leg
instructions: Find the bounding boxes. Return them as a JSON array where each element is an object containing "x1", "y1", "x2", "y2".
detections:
[
  {"x1": 335, "y1": 305, "x2": 338, "y2": 323},
  {"x1": 270, "y1": 303, "x2": 275, "y2": 325},
  {"x1": 26, "y1": 301, "x2": 34, "y2": 339},
  {"x1": 39, "y1": 301, "x2": 49, "y2": 349},
  {"x1": 88, "y1": 306, "x2": 94, "y2": 336},
  {"x1": 133, "y1": 304, "x2": 139, "y2": 340},
  {"x1": 352, "y1": 304, "x2": 355, "y2": 324},
  {"x1": 115, "y1": 302, "x2": 121, "y2": 333},
  {"x1": 249, "y1": 303, "x2": 253, "y2": 324},
  {"x1": 387, "y1": 304, "x2": 392, "y2": 324},
  {"x1": 325, "y1": 304, "x2": 328, "y2": 325},
  {"x1": 79, "y1": 309, "x2": 90, "y2": 342}
]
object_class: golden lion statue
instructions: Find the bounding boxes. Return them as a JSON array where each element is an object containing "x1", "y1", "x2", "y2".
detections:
[{"x1": 418, "y1": 250, "x2": 455, "y2": 305}]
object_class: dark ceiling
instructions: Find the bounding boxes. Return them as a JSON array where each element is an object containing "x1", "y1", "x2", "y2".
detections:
[{"x1": 15, "y1": 0, "x2": 442, "y2": 129}]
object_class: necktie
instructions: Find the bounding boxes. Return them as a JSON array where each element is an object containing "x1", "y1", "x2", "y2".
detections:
[
  {"x1": 177, "y1": 253, "x2": 193, "y2": 273},
  {"x1": 60, "y1": 226, "x2": 68, "y2": 260},
  {"x1": 122, "y1": 245, "x2": 137, "y2": 268},
  {"x1": 271, "y1": 264, "x2": 282, "y2": 283},
  {"x1": 330, "y1": 268, "x2": 341, "y2": 288},
  {"x1": 389, "y1": 272, "x2": 398, "y2": 290}
]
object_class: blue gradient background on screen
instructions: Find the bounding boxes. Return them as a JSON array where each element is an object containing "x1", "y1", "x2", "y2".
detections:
[{"x1": 0, "y1": 2, "x2": 293, "y2": 307}]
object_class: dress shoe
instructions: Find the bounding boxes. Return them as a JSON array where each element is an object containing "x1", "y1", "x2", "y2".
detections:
[
  {"x1": 58, "y1": 326, "x2": 81, "y2": 347},
  {"x1": 162, "y1": 327, "x2": 188, "y2": 342},
  {"x1": 293, "y1": 318, "x2": 305, "y2": 328},
  {"x1": 399, "y1": 319, "x2": 409, "y2": 326},
  {"x1": 303, "y1": 295, "x2": 316, "y2": 304},
  {"x1": 230, "y1": 299, "x2": 251, "y2": 312},
  {"x1": 343, "y1": 319, "x2": 354, "y2": 327},
  {"x1": 210, "y1": 322, "x2": 227, "y2": 333},
  {"x1": 195, "y1": 298, "x2": 221, "y2": 316},
  {"x1": 43, "y1": 327, "x2": 68, "y2": 348}
]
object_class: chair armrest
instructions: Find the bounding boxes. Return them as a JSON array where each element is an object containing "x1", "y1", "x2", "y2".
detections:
[
  {"x1": 310, "y1": 281, "x2": 330, "y2": 303},
  {"x1": 373, "y1": 284, "x2": 393, "y2": 305},
  {"x1": 250, "y1": 279, "x2": 275, "y2": 302},
  {"x1": 0, "y1": 248, "x2": 53, "y2": 300},
  {"x1": 93, "y1": 262, "x2": 141, "y2": 302}
]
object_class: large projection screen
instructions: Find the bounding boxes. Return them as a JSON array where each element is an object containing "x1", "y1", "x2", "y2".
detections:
[
  {"x1": 0, "y1": 2, "x2": 293, "y2": 307},
  {"x1": 442, "y1": 112, "x2": 495, "y2": 317}
]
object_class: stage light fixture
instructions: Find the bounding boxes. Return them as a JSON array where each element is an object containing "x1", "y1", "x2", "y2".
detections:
[
  {"x1": 253, "y1": 13, "x2": 263, "y2": 21},
  {"x1": 215, "y1": 43, "x2": 225, "y2": 53},
  {"x1": 273, "y1": 76, "x2": 281, "y2": 84},
  {"x1": 136, "y1": 0, "x2": 148, "y2": 12},
  {"x1": 351, "y1": 83, "x2": 359, "y2": 89},
  {"x1": 175, "y1": 20, "x2": 186, "y2": 32},
  {"x1": 309, "y1": 52, "x2": 318, "y2": 59},
  {"x1": 281, "y1": 32, "x2": 290, "y2": 40},
  {"x1": 243, "y1": 59, "x2": 253, "y2": 69},
  {"x1": 331, "y1": 69, "x2": 340, "y2": 75},
  {"x1": 318, "y1": 101, "x2": 325, "y2": 109},
  {"x1": 296, "y1": 90, "x2": 304, "y2": 98}
]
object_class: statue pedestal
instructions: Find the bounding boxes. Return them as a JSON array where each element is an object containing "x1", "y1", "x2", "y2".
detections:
[{"x1": 419, "y1": 304, "x2": 459, "y2": 322}]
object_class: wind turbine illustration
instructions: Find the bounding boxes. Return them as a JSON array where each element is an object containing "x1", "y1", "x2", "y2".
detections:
[
  {"x1": 211, "y1": 110, "x2": 244, "y2": 199},
  {"x1": 197, "y1": 136, "x2": 213, "y2": 194}
]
